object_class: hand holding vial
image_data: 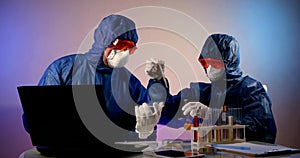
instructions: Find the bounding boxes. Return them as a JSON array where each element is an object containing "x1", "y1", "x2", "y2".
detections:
[{"x1": 135, "y1": 102, "x2": 164, "y2": 139}]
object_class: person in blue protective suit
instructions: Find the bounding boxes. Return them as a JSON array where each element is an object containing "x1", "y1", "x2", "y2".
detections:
[
  {"x1": 22, "y1": 14, "x2": 164, "y2": 156},
  {"x1": 36, "y1": 15, "x2": 152, "y2": 136},
  {"x1": 146, "y1": 33, "x2": 277, "y2": 143}
]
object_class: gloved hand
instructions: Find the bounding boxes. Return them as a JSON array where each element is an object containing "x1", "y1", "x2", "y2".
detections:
[
  {"x1": 182, "y1": 102, "x2": 209, "y2": 118},
  {"x1": 145, "y1": 58, "x2": 165, "y2": 80},
  {"x1": 135, "y1": 102, "x2": 164, "y2": 139}
]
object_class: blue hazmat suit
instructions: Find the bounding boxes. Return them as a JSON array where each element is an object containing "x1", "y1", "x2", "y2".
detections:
[
  {"x1": 159, "y1": 34, "x2": 277, "y2": 143},
  {"x1": 22, "y1": 15, "x2": 165, "y2": 155}
]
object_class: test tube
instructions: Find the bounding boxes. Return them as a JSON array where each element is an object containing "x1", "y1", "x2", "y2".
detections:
[
  {"x1": 193, "y1": 116, "x2": 199, "y2": 142},
  {"x1": 222, "y1": 105, "x2": 228, "y2": 125},
  {"x1": 158, "y1": 64, "x2": 168, "y2": 88},
  {"x1": 184, "y1": 99, "x2": 192, "y2": 124},
  {"x1": 228, "y1": 116, "x2": 234, "y2": 141}
]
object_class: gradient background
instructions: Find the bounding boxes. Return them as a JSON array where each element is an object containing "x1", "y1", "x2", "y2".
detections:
[{"x1": 1, "y1": 0, "x2": 300, "y2": 157}]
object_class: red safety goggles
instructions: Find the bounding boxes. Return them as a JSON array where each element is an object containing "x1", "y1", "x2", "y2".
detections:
[
  {"x1": 109, "y1": 39, "x2": 136, "y2": 54},
  {"x1": 199, "y1": 58, "x2": 225, "y2": 69}
]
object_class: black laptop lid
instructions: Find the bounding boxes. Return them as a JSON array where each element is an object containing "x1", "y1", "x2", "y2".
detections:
[
  {"x1": 17, "y1": 85, "x2": 109, "y2": 150},
  {"x1": 17, "y1": 85, "x2": 151, "y2": 156}
]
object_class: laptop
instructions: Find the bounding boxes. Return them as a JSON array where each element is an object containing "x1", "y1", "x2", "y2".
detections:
[{"x1": 17, "y1": 85, "x2": 143, "y2": 157}]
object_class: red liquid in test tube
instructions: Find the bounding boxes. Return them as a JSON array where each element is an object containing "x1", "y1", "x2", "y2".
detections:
[{"x1": 193, "y1": 116, "x2": 199, "y2": 142}]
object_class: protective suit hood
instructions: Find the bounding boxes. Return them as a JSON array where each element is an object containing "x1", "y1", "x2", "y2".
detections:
[
  {"x1": 85, "y1": 14, "x2": 138, "y2": 72},
  {"x1": 199, "y1": 34, "x2": 242, "y2": 81}
]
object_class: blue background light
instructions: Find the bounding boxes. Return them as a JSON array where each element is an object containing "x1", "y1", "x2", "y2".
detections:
[{"x1": 0, "y1": 0, "x2": 299, "y2": 157}]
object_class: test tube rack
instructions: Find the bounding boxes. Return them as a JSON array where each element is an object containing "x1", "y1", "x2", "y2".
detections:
[
  {"x1": 189, "y1": 107, "x2": 246, "y2": 152},
  {"x1": 190, "y1": 124, "x2": 246, "y2": 151}
]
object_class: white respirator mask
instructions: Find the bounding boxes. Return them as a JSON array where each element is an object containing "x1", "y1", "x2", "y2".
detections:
[
  {"x1": 206, "y1": 65, "x2": 225, "y2": 82},
  {"x1": 107, "y1": 49, "x2": 130, "y2": 68}
]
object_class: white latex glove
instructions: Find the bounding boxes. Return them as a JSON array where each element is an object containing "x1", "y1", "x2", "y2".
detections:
[
  {"x1": 145, "y1": 58, "x2": 165, "y2": 80},
  {"x1": 182, "y1": 102, "x2": 209, "y2": 118},
  {"x1": 135, "y1": 102, "x2": 164, "y2": 139}
]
